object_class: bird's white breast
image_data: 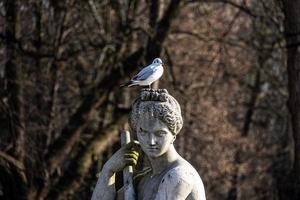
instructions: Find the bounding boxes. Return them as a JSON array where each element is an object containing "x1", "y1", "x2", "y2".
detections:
[{"x1": 140, "y1": 65, "x2": 163, "y2": 86}]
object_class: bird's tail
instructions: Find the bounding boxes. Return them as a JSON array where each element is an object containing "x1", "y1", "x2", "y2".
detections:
[{"x1": 120, "y1": 81, "x2": 136, "y2": 88}]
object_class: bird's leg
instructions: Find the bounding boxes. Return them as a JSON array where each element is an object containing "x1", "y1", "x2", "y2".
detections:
[{"x1": 141, "y1": 86, "x2": 149, "y2": 92}]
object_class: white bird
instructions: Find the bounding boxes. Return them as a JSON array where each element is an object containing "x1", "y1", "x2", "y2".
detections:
[{"x1": 120, "y1": 58, "x2": 164, "y2": 88}]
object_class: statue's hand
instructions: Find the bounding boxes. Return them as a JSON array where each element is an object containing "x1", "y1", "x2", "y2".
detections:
[{"x1": 103, "y1": 141, "x2": 140, "y2": 175}]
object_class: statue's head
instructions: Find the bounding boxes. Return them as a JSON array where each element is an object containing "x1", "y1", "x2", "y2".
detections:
[
  {"x1": 129, "y1": 89, "x2": 183, "y2": 158},
  {"x1": 129, "y1": 89, "x2": 183, "y2": 135}
]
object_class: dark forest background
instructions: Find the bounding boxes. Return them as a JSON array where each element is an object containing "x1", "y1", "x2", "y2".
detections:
[{"x1": 1, "y1": 0, "x2": 300, "y2": 199}]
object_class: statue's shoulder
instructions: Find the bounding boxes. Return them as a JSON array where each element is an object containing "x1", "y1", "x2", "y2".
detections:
[
  {"x1": 157, "y1": 159, "x2": 206, "y2": 200},
  {"x1": 163, "y1": 159, "x2": 201, "y2": 185}
]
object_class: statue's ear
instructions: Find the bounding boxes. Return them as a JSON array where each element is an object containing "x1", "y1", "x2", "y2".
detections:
[{"x1": 171, "y1": 135, "x2": 176, "y2": 143}]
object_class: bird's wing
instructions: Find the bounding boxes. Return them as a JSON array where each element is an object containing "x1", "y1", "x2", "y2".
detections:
[{"x1": 132, "y1": 65, "x2": 157, "y2": 81}]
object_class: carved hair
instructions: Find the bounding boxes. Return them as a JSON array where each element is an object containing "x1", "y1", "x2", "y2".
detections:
[{"x1": 129, "y1": 89, "x2": 183, "y2": 135}]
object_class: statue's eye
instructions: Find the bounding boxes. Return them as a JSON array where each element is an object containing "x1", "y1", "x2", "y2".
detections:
[
  {"x1": 156, "y1": 130, "x2": 166, "y2": 137},
  {"x1": 139, "y1": 128, "x2": 146, "y2": 135}
]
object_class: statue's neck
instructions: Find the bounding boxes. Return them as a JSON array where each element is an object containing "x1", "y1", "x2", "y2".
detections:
[{"x1": 148, "y1": 145, "x2": 180, "y2": 176}]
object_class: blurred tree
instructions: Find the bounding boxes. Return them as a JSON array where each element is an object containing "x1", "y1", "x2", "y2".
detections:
[
  {"x1": 283, "y1": 0, "x2": 300, "y2": 199},
  {"x1": 1, "y1": 0, "x2": 183, "y2": 199},
  {"x1": 0, "y1": 0, "x2": 297, "y2": 200}
]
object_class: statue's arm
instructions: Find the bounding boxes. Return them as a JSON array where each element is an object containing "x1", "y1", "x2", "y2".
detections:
[
  {"x1": 91, "y1": 165, "x2": 116, "y2": 200},
  {"x1": 91, "y1": 141, "x2": 140, "y2": 200},
  {"x1": 91, "y1": 174, "x2": 125, "y2": 200}
]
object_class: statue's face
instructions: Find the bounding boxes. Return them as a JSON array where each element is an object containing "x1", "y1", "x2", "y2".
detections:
[{"x1": 136, "y1": 113, "x2": 175, "y2": 158}]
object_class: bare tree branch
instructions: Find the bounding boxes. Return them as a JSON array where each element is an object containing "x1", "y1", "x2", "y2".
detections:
[{"x1": 45, "y1": 115, "x2": 128, "y2": 200}]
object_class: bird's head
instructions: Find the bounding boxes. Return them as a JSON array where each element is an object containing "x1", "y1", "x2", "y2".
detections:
[{"x1": 152, "y1": 58, "x2": 163, "y2": 65}]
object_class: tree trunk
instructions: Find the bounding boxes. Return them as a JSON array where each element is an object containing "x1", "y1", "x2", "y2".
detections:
[
  {"x1": 0, "y1": 151, "x2": 27, "y2": 200},
  {"x1": 5, "y1": 0, "x2": 26, "y2": 162},
  {"x1": 283, "y1": 0, "x2": 300, "y2": 198},
  {"x1": 44, "y1": 115, "x2": 128, "y2": 200}
]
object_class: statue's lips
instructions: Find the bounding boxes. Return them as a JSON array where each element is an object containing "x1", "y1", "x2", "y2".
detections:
[{"x1": 147, "y1": 147, "x2": 159, "y2": 151}]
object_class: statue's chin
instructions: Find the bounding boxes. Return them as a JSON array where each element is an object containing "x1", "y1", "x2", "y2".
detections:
[{"x1": 144, "y1": 149, "x2": 164, "y2": 158}]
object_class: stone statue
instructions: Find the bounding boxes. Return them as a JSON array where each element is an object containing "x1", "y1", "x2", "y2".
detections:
[{"x1": 91, "y1": 89, "x2": 206, "y2": 200}]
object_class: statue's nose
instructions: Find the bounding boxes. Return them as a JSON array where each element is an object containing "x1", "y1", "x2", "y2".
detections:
[{"x1": 148, "y1": 134, "x2": 156, "y2": 145}]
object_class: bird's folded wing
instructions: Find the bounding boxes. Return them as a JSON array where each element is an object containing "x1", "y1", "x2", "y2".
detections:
[{"x1": 132, "y1": 66, "x2": 155, "y2": 81}]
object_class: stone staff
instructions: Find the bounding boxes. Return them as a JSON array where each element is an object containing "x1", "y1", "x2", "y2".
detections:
[{"x1": 121, "y1": 130, "x2": 136, "y2": 200}]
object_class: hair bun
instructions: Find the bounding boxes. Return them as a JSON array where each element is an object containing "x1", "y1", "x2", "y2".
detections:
[{"x1": 130, "y1": 88, "x2": 183, "y2": 135}]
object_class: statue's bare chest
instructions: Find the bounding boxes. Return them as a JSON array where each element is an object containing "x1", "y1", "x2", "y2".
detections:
[{"x1": 137, "y1": 171, "x2": 166, "y2": 200}]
